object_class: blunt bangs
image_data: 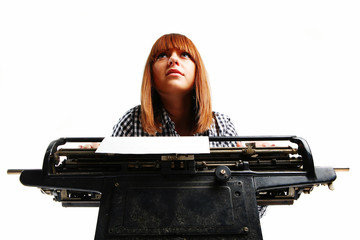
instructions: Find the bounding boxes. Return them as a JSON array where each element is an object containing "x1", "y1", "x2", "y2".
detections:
[{"x1": 150, "y1": 34, "x2": 198, "y2": 63}]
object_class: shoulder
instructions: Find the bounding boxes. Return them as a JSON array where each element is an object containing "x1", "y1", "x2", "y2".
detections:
[
  {"x1": 124, "y1": 105, "x2": 141, "y2": 119},
  {"x1": 118, "y1": 105, "x2": 141, "y2": 126},
  {"x1": 213, "y1": 111, "x2": 237, "y2": 133},
  {"x1": 209, "y1": 111, "x2": 238, "y2": 148},
  {"x1": 111, "y1": 105, "x2": 141, "y2": 136},
  {"x1": 213, "y1": 111, "x2": 232, "y2": 124},
  {"x1": 211, "y1": 111, "x2": 238, "y2": 137}
]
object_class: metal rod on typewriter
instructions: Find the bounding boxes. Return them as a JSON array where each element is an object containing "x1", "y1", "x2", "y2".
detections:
[
  {"x1": 334, "y1": 168, "x2": 350, "y2": 172},
  {"x1": 7, "y1": 169, "x2": 24, "y2": 175}
]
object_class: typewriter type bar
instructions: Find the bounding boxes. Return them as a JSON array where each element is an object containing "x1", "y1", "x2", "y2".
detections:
[{"x1": 18, "y1": 136, "x2": 336, "y2": 240}]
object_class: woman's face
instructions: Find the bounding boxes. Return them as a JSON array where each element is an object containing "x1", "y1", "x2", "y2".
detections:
[{"x1": 152, "y1": 48, "x2": 196, "y2": 98}]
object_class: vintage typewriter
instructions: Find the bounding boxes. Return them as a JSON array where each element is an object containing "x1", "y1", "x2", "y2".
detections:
[{"x1": 11, "y1": 136, "x2": 337, "y2": 240}]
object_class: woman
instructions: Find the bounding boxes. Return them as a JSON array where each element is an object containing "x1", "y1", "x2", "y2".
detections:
[
  {"x1": 107, "y1": 33, "x2": 266, "y2": 217},
  {"x1": 111, "y1": 33, "x2": 238, "y2": 148}
]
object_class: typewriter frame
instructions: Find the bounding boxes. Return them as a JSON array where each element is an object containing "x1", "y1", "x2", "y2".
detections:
[{"x1": 20, "y1": 136, "x2": 336, "y2": 240}]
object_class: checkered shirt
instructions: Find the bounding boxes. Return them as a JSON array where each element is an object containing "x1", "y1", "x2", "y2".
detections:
[{"x1": 111, "y1": 105, "x2": 238, "y2": 147}]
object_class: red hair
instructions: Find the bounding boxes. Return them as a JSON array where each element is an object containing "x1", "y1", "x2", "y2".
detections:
[{"x1": 141, "y1": 33, "x2": 212, "y2": 135}]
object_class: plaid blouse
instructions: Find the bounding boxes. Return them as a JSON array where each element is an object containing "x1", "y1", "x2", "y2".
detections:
[
  {"x1": 111, "y1": 105, "x2": 267, "y2": 218},
  {"x1": 111, "y1": 105, "x2": 238, "y2": 148}
]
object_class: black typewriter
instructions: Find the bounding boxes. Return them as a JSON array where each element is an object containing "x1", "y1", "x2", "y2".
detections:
[{"x1": 11, "y1": 136, "x2": 337, "y2": 240}]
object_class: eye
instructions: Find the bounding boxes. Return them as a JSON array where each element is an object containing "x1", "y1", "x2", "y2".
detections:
[
  {"x1": 181, "y1": 52, "x2": 191, "y2": 58},
  {"x1": 156, "y1": 52, "x2": 168, "y2": 60}
]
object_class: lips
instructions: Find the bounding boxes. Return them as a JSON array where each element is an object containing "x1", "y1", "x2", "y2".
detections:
[{"x1": 166, "y1": 68, "x2": 183, "y2": 76}]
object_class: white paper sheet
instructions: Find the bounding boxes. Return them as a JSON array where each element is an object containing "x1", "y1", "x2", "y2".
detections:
[{"x1": 95, "y1": 136, "x2": 210, "y2": 154}]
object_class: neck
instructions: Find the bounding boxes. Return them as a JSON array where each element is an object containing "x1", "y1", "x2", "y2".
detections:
[{"x1": 160, "y1": 92, "x2": 195, "y2": 136}]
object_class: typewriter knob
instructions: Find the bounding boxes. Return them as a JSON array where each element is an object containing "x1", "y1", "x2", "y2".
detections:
[{"x1": 215, "y1": 166, "x2": 231, "y2": 182}]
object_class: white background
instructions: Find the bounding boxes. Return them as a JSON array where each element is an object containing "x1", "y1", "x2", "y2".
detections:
[{"x1": 0, "y1": 0, "x2": 359, "y2": 239}]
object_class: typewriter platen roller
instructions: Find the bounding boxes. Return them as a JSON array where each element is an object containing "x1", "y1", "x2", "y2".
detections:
[{"x1": 15, "y1": 136, "x2": 337, "y2": 239}]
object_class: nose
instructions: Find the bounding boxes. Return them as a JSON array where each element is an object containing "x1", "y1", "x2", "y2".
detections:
[{"x1": 168, "y1": 52, "x2": 179, "y2": 66}]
